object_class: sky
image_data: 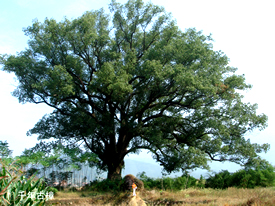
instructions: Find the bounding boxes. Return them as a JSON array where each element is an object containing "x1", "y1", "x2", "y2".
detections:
[{"x1": 0, "y1": 0, "x2": 274, "y2": 175}]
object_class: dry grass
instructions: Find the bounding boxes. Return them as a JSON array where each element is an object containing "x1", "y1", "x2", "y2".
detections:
[{"x1": 45, "y1": 187, "x2": 275, "y2": 206}]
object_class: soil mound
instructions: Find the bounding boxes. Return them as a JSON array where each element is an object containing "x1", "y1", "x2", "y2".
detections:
[{"x1": 127, "y1": 195, "x2": 147, "y2": 206}]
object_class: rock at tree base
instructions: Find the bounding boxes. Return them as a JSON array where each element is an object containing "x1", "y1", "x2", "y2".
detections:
[{"x1": 123, "y1": 174, "x2": 144, "y2": 191}]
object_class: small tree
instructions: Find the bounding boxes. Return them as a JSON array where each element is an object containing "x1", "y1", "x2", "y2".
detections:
[{"x1": 0, "y1": 141, "x2": 12, "y2": 159}]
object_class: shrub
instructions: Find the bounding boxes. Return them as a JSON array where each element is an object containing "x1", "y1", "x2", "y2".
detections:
[
  {"x1": 47, "y1": 187, "x2": 58, "y2": 195},
  {"x1": 88, "y1": 178, "x2": 124, "y2": 192},
  {"x1": 205, "y1": 170, "x2": 233, "y2": 189},
  {"x1": 206, "y1": 166, "x2": 275, "y2": 189},
  {"x1": 137, "y1": 172, "x2": 202, "y2": 191}
]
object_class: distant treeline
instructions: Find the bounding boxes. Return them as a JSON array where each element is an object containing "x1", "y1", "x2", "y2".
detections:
[
  {"x1": 134, "y1": 166, "x2": 275, "y2": 191},
  {"x1": 83, "y1": 165, "x2": 275, "y2": 193},
  {"x1": 205, "y1": 167, "x2": 275, "y2": 189}
]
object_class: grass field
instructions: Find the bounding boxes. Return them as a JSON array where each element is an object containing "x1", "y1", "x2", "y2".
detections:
[{"x1": 45, "y1": 187, "x2": 275, "y2": 206}]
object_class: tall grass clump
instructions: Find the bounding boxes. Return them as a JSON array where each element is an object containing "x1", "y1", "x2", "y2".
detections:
[{"x1": 0, "y1": 158, "x2": 51, "y2": 206}]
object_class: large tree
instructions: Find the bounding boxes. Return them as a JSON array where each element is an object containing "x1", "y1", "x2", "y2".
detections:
[{"x1": 0, "y1": 0, "x2": 268, "y2": 180}]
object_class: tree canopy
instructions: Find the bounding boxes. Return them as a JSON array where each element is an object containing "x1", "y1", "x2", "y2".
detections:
[{"x1": 0, "y1": 0, "x2": 268, "y2": 180}]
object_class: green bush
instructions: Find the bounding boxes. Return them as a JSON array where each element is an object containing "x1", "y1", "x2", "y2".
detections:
[
  {"x1": 231, "y1": 166, "x2": 275, "y2": 188},
  {"x1": 137, "y1": 172, "x2": 203, "y2": 191},
  {"x1": 47, "y1": 187, "x2": 58, "y2": 195},
  {"x1": 0, "y1": 159, "x2": 51, "y2": 206},
  {"x1": 88, "y1": 179, "x2": 124, "y2": 192},
  {"x1": 206, "y1": 166, "x2": 275, "y2": 189},
  {"x1": 205, "y1": 170, "x2": 233, "y2": 189}
]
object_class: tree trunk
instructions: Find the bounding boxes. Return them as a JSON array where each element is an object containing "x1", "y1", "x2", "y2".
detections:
[{"x1": 107, "y1": 160, "x2": 124, "y2": 180}]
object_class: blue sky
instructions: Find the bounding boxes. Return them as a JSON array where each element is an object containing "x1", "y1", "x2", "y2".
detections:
[{"x1": 0, "y1": 0, "x2": 274, "y2": 174}]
